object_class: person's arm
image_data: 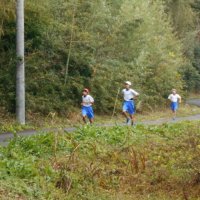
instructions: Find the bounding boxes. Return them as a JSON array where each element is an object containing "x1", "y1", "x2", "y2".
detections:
[
  {"x1": 132, "y1": 89, "x2": 139, "y2": 99},
  {"x1": 81, "y1": 97, "x2": 86, "y2": 106},
  {"x1": 90, "y1": 96, "x2": 94, "y2": 105},
  {"x1": 90, "y1": 100, "x2": 94, "y2": 105},
  {"x1": 121, "y1": 89, "x2": 125, "y2": 100},
  {"x1": 168, "y1": 94, "x2": 172, "y2": 102}
]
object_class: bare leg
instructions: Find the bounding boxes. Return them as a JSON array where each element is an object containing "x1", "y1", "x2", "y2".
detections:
[
  {"x1": 123, "y1": 111, "x2": 130, "y2": 123},
  {"x1": 82, "y1": 116, "x2": 87, "y2": 123},
  {"x1": 123, "y1": 111, "x2": 129, "y2": 118},
  {"x1": 89, "y1": 118, "x2": 94, "y2": 124},
  {"x1": 130, "y1": 114, "x2": 136, "y2": 125},
  {"x1": 172, "y1": 110, "x2": 176, "y2": 120}
]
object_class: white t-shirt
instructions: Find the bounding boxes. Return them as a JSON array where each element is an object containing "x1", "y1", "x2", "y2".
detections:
[
  {"x1": 82, "y1": 95, "x2": 94, "y2": 107},
  {"x1": 122, "y1": 89, "x2": 139, "y2": 101},
  {"x1": 168, "y1": 94, "x2": 181, "y2": 102}
]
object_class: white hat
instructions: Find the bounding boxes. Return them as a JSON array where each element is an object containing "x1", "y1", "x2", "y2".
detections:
[{"x1": 125, "y1": 81, "x2": 132, "y2": 86}]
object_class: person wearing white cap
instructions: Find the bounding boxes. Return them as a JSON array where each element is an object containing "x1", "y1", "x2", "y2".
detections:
[{"x1": 122, "y1": 81, "x2": 139, "y2": 125}]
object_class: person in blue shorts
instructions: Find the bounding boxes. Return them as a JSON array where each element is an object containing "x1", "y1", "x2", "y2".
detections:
[
  {"x1": 168, "y1": 89, "x2": 181, "y2": 120},
  {"x1": 122, "y1": 81, "x2": 139, "y2": 125},
  {"x1": 81, "y1": 88, "x2": 94, "y2": 124}
]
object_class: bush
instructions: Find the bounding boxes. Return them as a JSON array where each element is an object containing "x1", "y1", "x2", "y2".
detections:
[
  {"x1": 0, "y1": 0, "x2": 186, "y2": 115},
  {"x1": 0, "y1": 121, "x2": 199, "y2": 199}
]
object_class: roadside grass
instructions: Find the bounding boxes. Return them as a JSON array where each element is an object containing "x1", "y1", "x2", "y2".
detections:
[
  {"x1": 0, "y1": 112, "x2": 34, "y2": 134},
  {"x1": 136, "y1": 103, "x2": 200, "y2": 121},
  {"x1": 188, "y1": 93, "x2": 200, "y2": 99},
  {"x1": 0, "y1": 101, "x2": 200, "y2": 134},
  {"x1": 30, "y1": 102, "x2": 200, "y2": 127},
  {"x1": 0, "y1": 121, "x2": 199, "y2": 199}
]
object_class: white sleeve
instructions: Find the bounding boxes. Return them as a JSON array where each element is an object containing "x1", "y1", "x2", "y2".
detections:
[
  {"x1": 89, "y1": 96, "x2": 94, "y2": 102},
  {"x1": 131, "y1": 89, "x2": 139, "y2": 96},
  {"x1": 121, "y1": 89, "x2": 124, "y2": 95},
  {"x1": 177, "y1": 94, "x2": 181, "y2": 99},
  {"x1": 168, "y1": 94, "x2": 171, "y2": 99}
]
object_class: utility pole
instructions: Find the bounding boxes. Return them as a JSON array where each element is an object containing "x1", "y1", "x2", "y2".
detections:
[{"x1": 16, "y1": 0, "x2": 25, "y2": 124}]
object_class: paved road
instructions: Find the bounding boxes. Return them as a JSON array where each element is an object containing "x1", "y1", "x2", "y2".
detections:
[{"x1": 0, "y1": 99, "x2": 200, "y2": 145}]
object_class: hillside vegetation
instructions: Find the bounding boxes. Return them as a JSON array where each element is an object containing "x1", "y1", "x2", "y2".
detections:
[{"x1": 1, "y1": 0, "x2": 200, "y2": 116}]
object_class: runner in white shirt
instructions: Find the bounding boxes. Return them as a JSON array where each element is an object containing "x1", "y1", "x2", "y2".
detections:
[
  {"x1": 81, "y1": 88, "x2": 94, "y2": 124},
  {"x1": 168, "y1": 89, "x2": 181, "y2": 120},
  {"x1": 122, "y1": 81, "x2": 139, "y2": 126}
]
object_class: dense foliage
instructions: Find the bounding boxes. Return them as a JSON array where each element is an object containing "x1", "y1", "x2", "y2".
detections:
[
  {"x1": 0, "y1": 122, "x2": 199, "y2": 199},
  {"x1": 164, "y1": 0, "x2": 200, "y2": 92},
  {"x1": 0, "y1": 0, "x2": 199, "y2": 116}
]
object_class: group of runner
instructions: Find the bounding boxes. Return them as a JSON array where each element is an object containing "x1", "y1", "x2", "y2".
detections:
[{"x1": 81, "y1": 81, "x2": 182, "y2": 125}]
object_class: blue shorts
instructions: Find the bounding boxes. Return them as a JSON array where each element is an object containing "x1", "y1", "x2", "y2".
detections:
[
  {"x1": 170, "y1": 102, "x2": 178, "y2": 111},
  {"x1": 82, "y1": 106, "x2": 94, "y2": 119},
  {"x1": 123, "y1": 100, "x2": 135, "y2": 115}
]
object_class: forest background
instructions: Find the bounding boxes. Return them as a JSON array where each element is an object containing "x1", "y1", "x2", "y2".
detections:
[{"x1": 0, "y1": 0, "x2": 200, "y2": 118}]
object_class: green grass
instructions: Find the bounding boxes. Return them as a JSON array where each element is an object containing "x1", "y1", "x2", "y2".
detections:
[
  {"x1": 188, "y1": 92, "x2": 200, "y2": 99},
  {"x1": 0, "y1": 123, "x2": 35, "y2": 135},
  {"x1": 1, "y1": 102, "x2": 200, "y2": 134},
  {"x1": 0, "y1": 121, "x2": 199, "y2": 199},
  {"x1": 35, "y1": 103, "x2": 200, "y2": 127}
]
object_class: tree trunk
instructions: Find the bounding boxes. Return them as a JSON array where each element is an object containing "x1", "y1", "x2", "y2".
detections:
[
  {"x1": 64, "y1": 2, "x2": 76, "y2": 85},
  {"x1": 16, "y1": 0, "x2": 25, "y2": 124}
]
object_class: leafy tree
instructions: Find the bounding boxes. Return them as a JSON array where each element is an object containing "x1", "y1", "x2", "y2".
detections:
[
  {"x1": 164, "y1": 0, "x2": 200, "y2": 92},
  {"x1": 0, "y1": 0, "x2": 188, "y2": 116}
]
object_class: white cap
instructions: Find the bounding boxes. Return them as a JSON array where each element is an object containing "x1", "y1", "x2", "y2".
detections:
[{"x1": 125, "y1": 81, "x2": 131, "y2": 86}]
